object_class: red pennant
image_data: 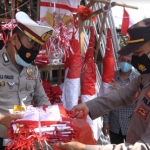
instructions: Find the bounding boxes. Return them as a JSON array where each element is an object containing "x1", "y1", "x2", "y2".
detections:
[
  {"x1": 121, "y1": 8, "x2": 129, "y2": 35},
  {"x1": 102, "y1": 28, "x2": 115, "y2": 83}
]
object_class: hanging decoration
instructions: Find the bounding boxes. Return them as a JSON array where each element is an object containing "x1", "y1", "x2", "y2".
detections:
[
  {"x1": 81, "y1": 26, "x2": 101, "y2": 141},
  {"x1": 45, "y1": 14, "x2": 75, "y2": 61},
  {"x1": 77, "y1": 5, "x2": 97, "y2": 22},
  {"x1": 62, "y1": 29, "x2": 82, "y2": 110},
  {"x1": 99, "y1": 28, "x2": 115, "y2": 95}
]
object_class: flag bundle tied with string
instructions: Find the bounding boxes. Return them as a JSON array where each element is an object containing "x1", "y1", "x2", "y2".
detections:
[
  {"x1": 98, "y1": 28, "x2": 115, "y2": 145},
  {"x1": 81, "y1": 26, "x2": 101, "y2": 141},
  {"x1": 62, "y1": 30, "x2": 82, "y2": 110},
  {"x1": 99, "y1": 28, "x2": 115, "y2": 95},
  {"x1": 6, "y1": 104, "x2": 95, "y2": 150}
]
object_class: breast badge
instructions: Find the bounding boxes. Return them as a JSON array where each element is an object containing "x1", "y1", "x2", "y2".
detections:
[
  {"x1": 7, "y1": 82, "x2": 15, "y2": 89},
  {"x1": 0, "y1": 81, "x2": 5, "y2": 87},
  {"x1": 27, "y1": 67, "x2": 33, "y2": 79}
]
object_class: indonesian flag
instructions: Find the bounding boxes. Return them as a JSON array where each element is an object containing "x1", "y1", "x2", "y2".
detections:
[
  {"x1": 99, "y1": 28, "x2": 115, "y2": 95},
  {"x1": 98, "y1": 28, "x2": 115, "y2": 144},
  {"x1": 7, "y1": 104, "x2": 96, "y2": 150},
  {"x1": 81, "y1": 27, "x2": 101, "y2": 141},
  {"x1": 121, "y1": 8, "x2": 134, "y2": 35},
  {"x1": 62, "y1": 34, "x2": 82, "y2": 110}
]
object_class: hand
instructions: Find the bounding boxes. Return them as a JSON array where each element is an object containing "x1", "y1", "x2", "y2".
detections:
[
  {"x1": 72, "y1": 103, "x2": 90, "y2": 118},
  {"x1": 56, "y1": 141, "x2": 86, "y2": 150},
  {"x1": 0, "y1": 113, "x2": 23, "y2": 128},
  {"x1": 102, "y1": 124, "x2": 109, "y2": 136},
  {"x1": 110, "y1": 78, "x2": 121, "y2": 89}
]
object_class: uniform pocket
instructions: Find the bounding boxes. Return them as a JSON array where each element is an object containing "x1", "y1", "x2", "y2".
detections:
[{"x1": 26, "y1": 81, "x2": 35, "y2": 91}]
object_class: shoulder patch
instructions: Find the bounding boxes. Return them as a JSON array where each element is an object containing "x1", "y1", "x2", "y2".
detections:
[
  {"x1": 2, "y1": 52, "x2": 9, "y2": 63},
  {"x1": 136, "y1": 104, "x2": 149, "y2": 120}
]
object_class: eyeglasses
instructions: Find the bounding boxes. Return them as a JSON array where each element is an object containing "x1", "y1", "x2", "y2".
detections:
[{"x1": 26, "y1": 35, "x2": 42, "y2": 51}]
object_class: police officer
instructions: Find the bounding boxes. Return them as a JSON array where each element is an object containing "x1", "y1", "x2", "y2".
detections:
[
  {"x1": 57, "y1": 18, "x2": 150, "y2": 150},
  {"x1": 0, "y1": 11, "x2": 55, "y2": 149}
]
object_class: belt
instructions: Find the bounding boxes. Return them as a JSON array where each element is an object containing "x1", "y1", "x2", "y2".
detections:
[{"x1": 3, "y1": 139, "x2": 11, "y2": 146}]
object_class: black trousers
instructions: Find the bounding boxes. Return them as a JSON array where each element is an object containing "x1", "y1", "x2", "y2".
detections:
[
  {"x1": 109, "y1": 129, "x2": 126, "y2": 144},
  {"x1": 0, "y1": 138, "x2": 5, "y2": 150}
]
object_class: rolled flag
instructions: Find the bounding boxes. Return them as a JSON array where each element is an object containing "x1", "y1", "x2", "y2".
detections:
[
  {"x1": 98, "y1": 28, "x2": 115, "y2": 145},
  {"x1": 81, "y1": 26, "x2": 101, "y2": 141},
  {"x1": 99, "y1": 28, "x2": 115, "y2": 95},
  {"x1": 121, "y1": 8, "x2": 134, "y2": 35},
  {"x1": 62, "y1": 31, "x2": 82, "y2": 110}
]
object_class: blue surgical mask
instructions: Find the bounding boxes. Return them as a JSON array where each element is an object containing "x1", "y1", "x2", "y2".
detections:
[
  {"x1": 15, "y1": 54, "x2": 30, "y2": 67},
  {"x1": 119, "y1": 62, "x2": 132, "y2": 72}
]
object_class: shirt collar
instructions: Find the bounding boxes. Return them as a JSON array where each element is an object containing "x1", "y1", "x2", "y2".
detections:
[{"x1": 116, "y1": 69, "x2": 134, "y2": 81}]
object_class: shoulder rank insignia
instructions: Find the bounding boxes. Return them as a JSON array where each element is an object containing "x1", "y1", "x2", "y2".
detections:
[{"x1": 2, "y1": 53, "x2": 9, "y2": 63}]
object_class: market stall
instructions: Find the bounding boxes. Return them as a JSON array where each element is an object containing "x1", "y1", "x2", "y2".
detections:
[{"x1": 0, "y1": 0, "x2": 138, "y2": 149}]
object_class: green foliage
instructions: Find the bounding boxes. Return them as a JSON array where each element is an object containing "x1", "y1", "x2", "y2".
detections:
[{"x1": 118, "y1": 33, "x2": 127, "y2": 48}]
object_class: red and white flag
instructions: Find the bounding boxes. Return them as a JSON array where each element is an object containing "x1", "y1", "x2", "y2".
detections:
[
  {"x1": 121, "y1": 8, "x2": 134, "y2": 35},
  {"x1": 62, "y1": 34, "x2": 82, "y2": 110},
  {"x1": 81, "y1": 27, "x2": 101, "y2": 141}
]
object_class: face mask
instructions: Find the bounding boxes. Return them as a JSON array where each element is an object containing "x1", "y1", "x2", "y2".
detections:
[
  {"x1": 119, "y1": 62, "x2": 132, "y2": 72},
  {"x1": 14, "y1": 35, "x2": 39, "y2": 65},
  {"x1": 15, "y1": 54, "x2": 30, "y2": 67},
  {"x1": 131, "y1": 54, "x2": 150, "y2": 74}
]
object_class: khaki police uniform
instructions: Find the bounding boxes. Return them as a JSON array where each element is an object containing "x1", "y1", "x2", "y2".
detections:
[
  {"x1": 85, "y1": 74, "x2": 150, "y2": 150},
  {"x1": 0, "y1": 46, "x2": 50, "y2": 138}
]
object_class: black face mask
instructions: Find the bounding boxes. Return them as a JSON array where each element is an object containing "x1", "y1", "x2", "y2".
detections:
[
  {"x1": 131, "y1": 54, "x2": 150, "y2": 74},
  {"x1": 14, "y1": 35, "x2": 39, "y2": 64}
]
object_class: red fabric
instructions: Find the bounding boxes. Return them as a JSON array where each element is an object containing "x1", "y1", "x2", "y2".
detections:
[
  {"x1": 64, "y1": 33, "x2": 82, "y2": 79},
  {"x1": 102, "y1": 28, "x2": 115, "y2": 83},
  {"x1": 81, "y1": 27, "x2": 96, "y2": 95},
  {"x1": 42, "y1": 80, "x2": 62, "y2": 104},
  {"x1": 121, "y1": 8, "x2": 129, "y2": 35},
  {"x1": 77, "y1": 5, "x2": 96, "y2": 22},
  {"x1": 7, "y1": 105, "x2": 95, "y2": 150},
  {"x1": 40, "y1": 2, "x2": 78, "y2": 13},
  {"x1": 35, "y1": 53, "x2": 50, "y2": 66}
]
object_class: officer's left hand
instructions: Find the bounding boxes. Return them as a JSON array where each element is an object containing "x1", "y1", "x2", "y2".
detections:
[
  {"x1": 110, "y1": 78, "x2": 121, "y2": 89},
  {"x1": 56, "y1": 141, "x2": 86, "y2": 150},
  {"x1": 0, "y1": 113, "x2": 23, "y2": 128}
]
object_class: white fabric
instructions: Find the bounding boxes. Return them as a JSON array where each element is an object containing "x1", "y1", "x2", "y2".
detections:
[
  {"x1": 11, "y1": 105, "x2": 63, "y2": 122},
  {"x1": 81, "y1": 94, "x2": 101, "y2": 141},
  {"x1": 40, "y1": 0, "x2": 80, "y2": 26},
  {"x1": 62, "y1": 68, "x2": 80, "y2": 110},
  {"x1": 98, "y1": 82, "x2": 112, "y2": 96},
  {"x1": 64, "y1": 77, "x2": 80, "y2": 110}
]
